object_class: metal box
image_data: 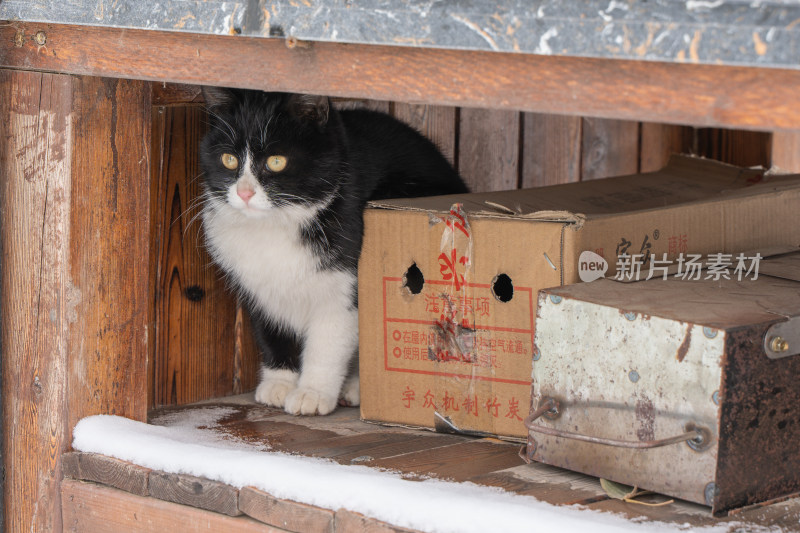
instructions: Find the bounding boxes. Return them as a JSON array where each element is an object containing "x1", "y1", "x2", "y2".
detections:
[{"x1": 526, "y1": 269, "x2": 800, "y2": 514}]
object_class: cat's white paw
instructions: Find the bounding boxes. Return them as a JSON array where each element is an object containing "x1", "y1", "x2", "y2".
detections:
[
  {"x1": 284, "y1": 387, "x2": 338, "y2": 416},
  {"x1": 339, "y1": 375, "x2": 360, "y2": 407},
  {"x1": 254, "y1": 377, "x2": 297, "y2": 408}
]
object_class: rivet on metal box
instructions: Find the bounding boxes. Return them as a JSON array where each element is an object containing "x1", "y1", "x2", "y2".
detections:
[{"x1": 525, "y1": 250, "x2": 800, "y2": 515}]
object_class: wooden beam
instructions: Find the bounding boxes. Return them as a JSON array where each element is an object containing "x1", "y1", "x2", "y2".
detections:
[
  {"x1": 61, "y1": 480, "x2": 283, "y2": 533},
  {"x1": 0, "y1": 71, "x2": 150, "y2": 532},
  {"x1": 148, "y1": 471, "x2": 241, "y2": 517},
  {"x1": 239, "y1": 486, "x2": 335, "y2": 533},
  {"x1": 62, "y1": 452, "x2": 150, "y2": 497},
  {"x1": 4, "y1": 23, "x2": 800, "y2": 131}
]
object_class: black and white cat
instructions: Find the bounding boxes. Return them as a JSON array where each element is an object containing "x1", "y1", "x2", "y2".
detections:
[{"x1": 199, "y1": 88, "x2": 468, "y2": 415}]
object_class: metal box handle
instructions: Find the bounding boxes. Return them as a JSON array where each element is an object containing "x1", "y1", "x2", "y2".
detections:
[{"x1": 524, "y1": 397, "x2": 711, "y2": 450}]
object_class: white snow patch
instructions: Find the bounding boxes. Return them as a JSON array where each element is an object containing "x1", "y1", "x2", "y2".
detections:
[{"x1": 74, "y1": 415, "x2": 734, "y2": 533}]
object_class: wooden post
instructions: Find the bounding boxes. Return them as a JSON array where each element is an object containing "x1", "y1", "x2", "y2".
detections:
[{"x1": 0, "y1": 71, "x2": 150, "y2": 532}]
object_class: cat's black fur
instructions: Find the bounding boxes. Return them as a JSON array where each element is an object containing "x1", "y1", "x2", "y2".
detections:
[{"x1": 199, "y1": 88, "x2": 468, "y2": 414}]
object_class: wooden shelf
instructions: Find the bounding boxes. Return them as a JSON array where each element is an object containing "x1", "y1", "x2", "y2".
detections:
[{"x1": 61, "y1": 398, "x2": 800, "y2": 532}]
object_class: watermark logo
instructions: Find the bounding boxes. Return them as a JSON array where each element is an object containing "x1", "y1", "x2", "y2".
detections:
[
  {"x1": 578, "y1": 251, "x2": 762, "y2": 282},
  {"x1": 578, "y1": 251, "x2": 609, "y2": 282}
]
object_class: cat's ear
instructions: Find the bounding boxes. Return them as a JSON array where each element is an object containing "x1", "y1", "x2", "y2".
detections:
[
  {"x1": 288, "y1": 93, "x2": 330, "y2": 128},
  {"x1": 202, "y1": 86, "x2": 235, "y2": 108}
]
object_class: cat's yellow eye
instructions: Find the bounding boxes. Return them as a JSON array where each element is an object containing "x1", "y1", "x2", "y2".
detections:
[
  {"x1": 221, "y1": 153, "x2": 239, "y2": 170},
  {"x1": 266, "y1": 155, "x2": 287, "y2": 172}
]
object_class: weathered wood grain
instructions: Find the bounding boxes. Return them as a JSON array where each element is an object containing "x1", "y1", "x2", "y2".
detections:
[
  {"x1": 152, "y1": 82, "x2": 203, "y2": 106},
  {"x1": 150, "y1": 104, "x2": 259, "y2": 407},
  {"x1": 239, "y1": 486, "x2": 335, "y2": 533},
  {"x1": 0, "y1": 71, "x2": 150, "y2": 533},
  {"x1": 5, "y1": 23, "x2": 800, "y2": 131},
  {"x1": 521, "y1": 113, "x2": 582, "y2": 187},
  {"x1": 62, "y1": 452, "x2": 150, "y2": 496},
  {"x1": 393, "y1": 103, "x2": 458, "y2": 167},
  {"x1": 469, "y1": 463, "x2": 608, "y2": 506},
  {"x1": 0, "y1": 69, "x2": 74, "y2": 533},
  {"x1": 771, "y1": 131, "x2": 800, "y2": 172},
  {"x1": 149, "y1": 471, "x2": 241, "y2": 516},
  {"x1": 458, "y1": 108, "x2": 520, "y2": 192},
  {"x1": 640, "y1": 123, "x2": 695, "y2": 173},
  {"x1": 334, "y1": 510, "x2": 418, "y2": 533},
  {"x1": 61, "y1": 480, "x2": 282, "y2": 533},
  {"x1": 67, "y1": 75, "x2": 150, "y2": 427},
  {"x1": 368, "y1": 440, "x2": 523, "y2": 482},
  {"x1": 580, "y1": 118, "x2": 640, "y2": 181},
  {"x1": 695, "y1": 128, "x2": 772, "y2": 168}
]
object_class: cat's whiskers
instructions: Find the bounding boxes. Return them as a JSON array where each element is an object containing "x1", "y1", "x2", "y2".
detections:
[
  {"x1": 171, "y1": 191, "x2": 211, "y2": 236},
  {"x1": 204, "y1": 109, "x2": 238, "y2": 145},
  {"x1": 259, "y1": 115, "x2": 274, "y2": 149}
]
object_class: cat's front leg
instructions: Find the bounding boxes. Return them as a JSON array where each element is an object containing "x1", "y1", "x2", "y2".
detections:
[
  {"x1": 284, "y1": 307, "x2": 358, "y2": 416},
  {"x1": 254, "y1": 367, "x2": 298, "y2": 407}
]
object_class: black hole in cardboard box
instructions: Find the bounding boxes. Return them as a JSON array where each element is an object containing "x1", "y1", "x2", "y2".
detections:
[
  {"x1": 403, "y1": 263, "x2": 424, "y2": 294},
  {"x1": 492, "y1": 273, "x2": 513, "y2": 302}
]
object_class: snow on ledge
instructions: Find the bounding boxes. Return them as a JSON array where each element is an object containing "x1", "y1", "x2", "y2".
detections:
[{"x1": 73, "y1": 414, "x2": 731, "y2": 533}]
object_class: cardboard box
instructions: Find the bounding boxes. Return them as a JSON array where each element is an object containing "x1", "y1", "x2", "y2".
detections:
[
  {"x1": 527, "y1": 253, "x2": 800, "y2": 514},
  {"x1": 358, "y1": 156, "x2": 800, "y2": 439}
]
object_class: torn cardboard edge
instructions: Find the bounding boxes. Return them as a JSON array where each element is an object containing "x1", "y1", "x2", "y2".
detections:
[{"x1": 367, "y1": 155, "x2": 797, "y2": 227}]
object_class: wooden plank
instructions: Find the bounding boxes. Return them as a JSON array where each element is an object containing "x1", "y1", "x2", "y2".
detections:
[
  {"x1": 639, "y1": 123, "x2": 695, "y2": 173},
  {"x1": 580, "y1": 118, "x2": 640, "y2": 180},
  {"x1": 1, "y1": 70, "x2": 150, "y2": 533},
  {"x1": 287, "y1": 431, "x2": 466, "y2": 464},
  {"x1": 392, "y1": 103, "x2": 458, "y2": 167},
  {"x1": 695, "y1": 128, "x2": 772, "y2": 168},
  {"x1": 6, "y1": 23, "x2": 800, "y2": 131},
  {"x1": 0, "y1": 69, "x2": 74, "y2": 533},
  {"x1": 521, "y1": 113, "x2": 582, "y2": 187},
  {"x1": 239, "y1": 486, "x2": 335, "y2": 533},
  {"x1": 586, "y1": 493, "x2": 800, "y2": 530},
  {"x1": 771, "y1": 131, "x2": 800, "y2": 172},
  {"x1": 468, "y1": 461, "x2": 610, "y2": 506},
  {"x1": 63, "y1": 452, "x2": 150, "y2": 496},
  {"x1": 67, "y1": 76, "x2": 150, "y2": 427},
  {"x1": 150, "y1": 105, "x2": 257, "y2": 406},
  {"x1": 334, "y1": 509, "x2": 418, "y2": 533},
  {"x1": 458, "y1": 108, "x2": 520, "y2": 192},
  {"x1": 368, "y1": 440, "x2": 523, "y2": 482},
  {"x1": 332, "y1": 98, "x2": 391, "y2": 114},
  {"x1": 148, "y1": 471, "x2": 241, "y2": 516},
  {"x1": 152, "y1": 82, "x2": 203, "y2": 105},
  {"x1": 61, "y1": 479, "x2": 283, "y2": 533},
  {"x1": 216, "y1": 420, "x2": 342, "y2": 452}
]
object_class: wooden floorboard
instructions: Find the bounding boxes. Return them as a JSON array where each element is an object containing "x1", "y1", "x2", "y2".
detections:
[
  {"x1": 61, "y1": 397, "x2": 800, "y2": 532},
  {"x1": 61, "y1": 480, "x2": 284, "y2": 533}
]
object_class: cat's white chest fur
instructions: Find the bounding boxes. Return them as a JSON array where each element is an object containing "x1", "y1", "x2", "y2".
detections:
[{"x1": 201, "y1": 201, "x2": 356, "y2": 333}]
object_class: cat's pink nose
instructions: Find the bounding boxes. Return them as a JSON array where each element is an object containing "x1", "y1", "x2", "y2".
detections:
[{"x1": 237, "y1": 188, "x2": 255, "y2": 204}]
